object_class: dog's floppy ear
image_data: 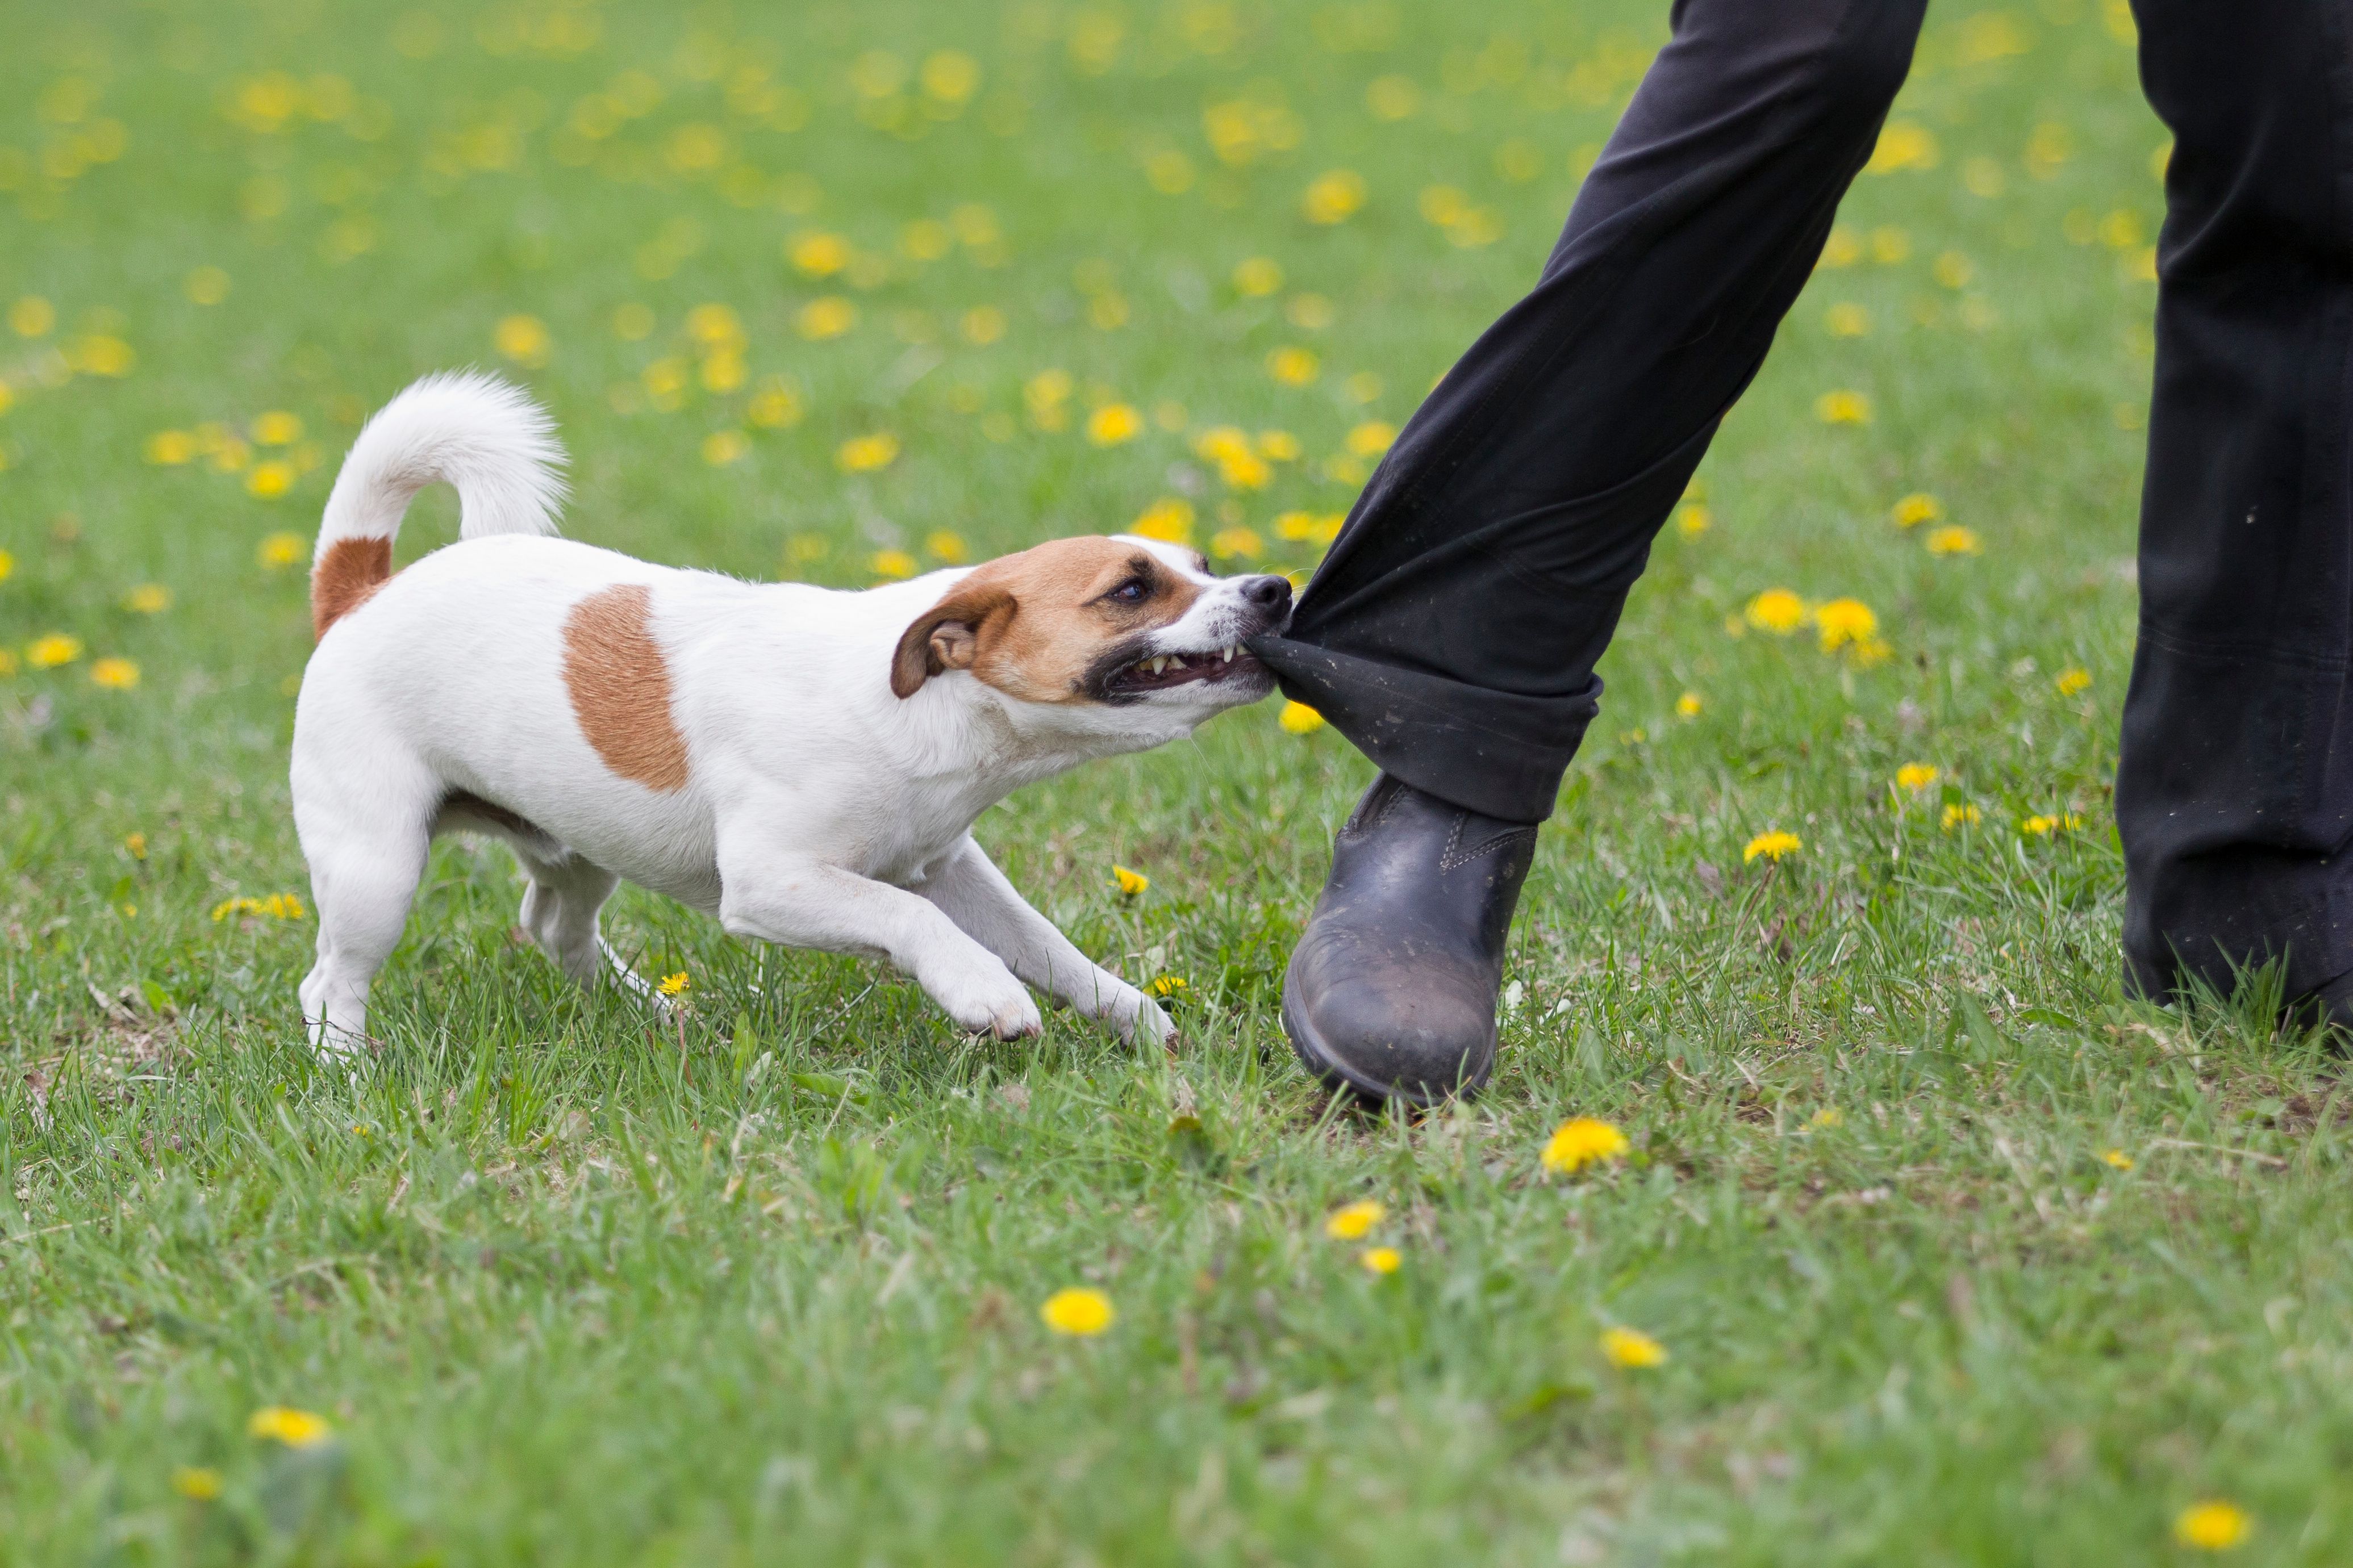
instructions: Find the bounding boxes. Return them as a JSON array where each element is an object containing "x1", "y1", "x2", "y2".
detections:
[{"x1": 891, "y1": 580, "x2": 1015, "y2": 697}]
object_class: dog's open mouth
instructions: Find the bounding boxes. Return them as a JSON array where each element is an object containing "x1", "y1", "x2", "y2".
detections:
[{"x1": 1103, "y1": 643, "x2": 1266, "y2": 696}]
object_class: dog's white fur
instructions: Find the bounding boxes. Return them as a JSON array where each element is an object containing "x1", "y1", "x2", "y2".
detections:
[{"x1": 291, "y1": 373, "x2": 1288, "y2": 1055}]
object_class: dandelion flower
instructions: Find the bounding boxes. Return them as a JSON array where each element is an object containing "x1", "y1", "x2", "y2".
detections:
[
  {"x1": 210, "y1": 893, "x2": 306, "y2": 921},
  {"x1": 925, "y1": 530, "x2": 969, "y2": 563},
  {"x1": 2056, "y1": 667, "x2": 2092, "y2": 696},
  {"x1": 788, "y1": 231, "x2": 851, "y2": 277},
  {"x1": 27, "y1": 633, "x2": 84, "y2": 668},
  {"x1": 2173, "y1": 1501, "x2": 2251, "y2": 1551},
  {"x1": 147, "y1": 430, "x2": 198, "y2": 465},
  {"x1": 1813, "y1": 597, "x2": 1878, "y2": 652},
  {"x1": 493, "y1": 314, "x2": 550, "y2": 368},
  {"x1": 258, "y1": 532, "x2": 306, "y2": 568},
  {"x1": 246, "y1": 460, "x2": 295, "y2": 499},
  {"x1": 1232, "y1": 256, "x2": 1283, "y2": 296},
  {"x1": 1891, "y1": 492, "x2": 1942, "y2": 528},
  {"x1": 1743, "y1": 830, "x2": 1801, "y2": 863},
  {"x1": 959, "y1": 306, "x2": 1006, "y2": 345},
  {"x1": 1346, "y1": 421, "x2": 1396, "y2": 457},
  {"x1": 1209, "y1": 527, "x2": 1263, "y2": 561},
  {"x1": 701, "y1": 430, "x2": 749, "y2": 466},
  {"x1": 1599, "y1": 1326, "x2": 1667, "y2": 1368},
  {"x1": 657, "y1": 971, "x2": 689, "y2": 996},
  {"x1": 247, "y1": 1407, "x2": 332, "y2": 1447},
  {"x1": 1112, "y1": 864, "x2": 1149, "y2": 896},
  {"x1": 1266, "y1": 346, "x2": 1320, "y2": 386},
  {"x1": 1676, "y1": 503, "x2": 1711, "y2": 537},
  {"x1": 1896, "y1": 763, "x2": 1940, "y2": 793},
  {"x1": 124, "y1": 584, "x2": 171, "y2": 613},
  {"x1": 1942, "y1": 803, "x2": 1982, "y2": 831},
  {"x1": 2101, "y1": 1148, "x2": 2134, "y2": 1170},
  {"x1": 90, "y1": 657, "x2": 139, "y2": 689},
  {"x1": 1130, "y1": 497, "x2": 1195, "y2": 545},
  {"x1": 1279, "y1": 701, "x2": 1325, "y2": 735},
  {"x1": 836, "y1": 433, "x2": 899, "y2": 473},
  {"x1": 0, "y1": 549, "x2": 11, "y2": 583},
  {"x1": 1324, "y1": 1199, "x2": 1386, "y2": 1240},
  {"x1": 1675, "y1": 692, "x2": 1703, "y2": 718},
  {"x1": 1814, "y1": 390, "x2": 1872, "y2": 425},
  {"x1": 1257, "y1": 429, "x2": 1301, "y2": 462},
  {"x1": 1040, "y1": 1286, "x2": 1115, "y2": 1336},
  {"x1": 170, "y1": 1466, "x2": 224, "y2": 1500},
  {"x1": 1824, "y1": 302, "x2": 1870, "y2": 337},
  {"x1": 1809, "y1": 1107, "x2": 1844, "y2": 1128},
  {"x1": 747, "y1": 379, "x2": 803, "y2": 429},
  {"x1": 252, "y1": 410, "x2": 303, "y2": 446},
  {"x1": 1745, "y1": 588, "x2": 1806, "y2": 635},
  {"x1": 2021, "y1": 813, "x2": 2085, "y2": 837},
  {"x1": 870, "y1": 549, "x2": 919, "y2": 580},
  {"x1": 9, "y1": 296, "x2": 55, "y2": 337},
  {"x1": 1542, "y1": 1116, "x2": 1629, "y2": 1174},
  {"x1": 1086, "y1": 403, "x2": 1142, "y2": 445},
  {"x1": 1925, "y1": 525, "x2": 1981, "y2": 555},
  {"x1": 1359, "y1": 1246, "x2": 1401, "y2": 1274},
  {"x1": 1301, "y1": 169, "x2": 1366, "y2": 225},
  {"x1": 797, "y1": 296, "x2": 858, "y2": 340},
  {"x1": 1146, "y1": 975, "x2": 1188, "y2": 998}
]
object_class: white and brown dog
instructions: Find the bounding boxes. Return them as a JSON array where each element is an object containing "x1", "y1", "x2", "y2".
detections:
[{"x1": 290, "y1": 373, "x2": 1291, "y2": 1055}]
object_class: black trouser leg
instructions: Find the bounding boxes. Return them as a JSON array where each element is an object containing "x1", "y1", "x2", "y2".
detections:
[
  {"x1": 1250, "y1": 0, "x2": 1928, "y2": 824},
  {"x1": 2118, "y1": 0, "x2": 2353, "y2": 1003}
]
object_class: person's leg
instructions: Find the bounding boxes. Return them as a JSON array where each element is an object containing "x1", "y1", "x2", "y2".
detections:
[
  {"x1": 1254, "y1": 0, "x2": 1928, "y2": 825},
  {"x1": 2117, "y1": 0, "x2": 2353, "y2": 1010},
  {"x1": 1255, "y1": 0, "x2": 1929, "y2": 1103}
]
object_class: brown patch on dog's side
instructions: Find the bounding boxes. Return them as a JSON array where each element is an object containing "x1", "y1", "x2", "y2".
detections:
[
  {"x1": 891, "y1": 536, "x2": 1205, "y2": 700},
  {"x1": 562, "y1": 584, "x2": 691, "y2": 791},
  {"x1": 311, "y1": 536, "x2": 394, "y2": 641}
]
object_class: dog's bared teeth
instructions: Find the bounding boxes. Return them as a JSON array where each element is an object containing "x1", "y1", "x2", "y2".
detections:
[
  {"x1": 1222, "y1": 646, "x2": 1236, "y2": 663},
  {"x1": 1148, "y1": 657, "x2": 1167, "y2": 675}
]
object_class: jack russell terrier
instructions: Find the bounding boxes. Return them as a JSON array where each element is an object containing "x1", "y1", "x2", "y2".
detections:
[{"x1": 290, "y1": 373, "x2": 1292, "y2": 1055}]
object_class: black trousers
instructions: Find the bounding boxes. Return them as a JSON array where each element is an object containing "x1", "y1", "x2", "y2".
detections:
[{"x1": 1251, "y1": 0, "x2": 2353, "y2": 1003}]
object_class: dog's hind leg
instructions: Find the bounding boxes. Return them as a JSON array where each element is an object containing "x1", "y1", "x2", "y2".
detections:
[
  {"x1": 294, "y1": 773, "x2": 435, "y2": 1059},
  {"x1": 511, "y1": 845, "x2": 620, "y2": 989}
]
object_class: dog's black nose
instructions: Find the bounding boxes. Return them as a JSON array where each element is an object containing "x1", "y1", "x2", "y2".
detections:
[{"x1": 1241, "y1": 574, "x2": 1294, "y2": 613}]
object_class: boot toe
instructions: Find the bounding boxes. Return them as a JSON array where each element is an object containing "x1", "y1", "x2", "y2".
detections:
[{"x1": 1283, "y1": 936, "x2": 1496, "y2": 1104}]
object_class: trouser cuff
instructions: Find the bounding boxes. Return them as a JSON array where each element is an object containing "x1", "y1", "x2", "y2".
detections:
[{"x1": 1248, "y1": 637, "x2": 1597, "y2": 823}]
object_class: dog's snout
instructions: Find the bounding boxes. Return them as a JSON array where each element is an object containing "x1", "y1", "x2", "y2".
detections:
[{"x1": 1241, "y1": 574, "x2": 1294, "y2": 616}]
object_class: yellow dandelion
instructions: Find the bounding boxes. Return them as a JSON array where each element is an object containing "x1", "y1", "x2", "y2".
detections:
[
  {"x1": 1257, "y1": 429, "x2": 1301, "y2": 462},
  {"x1": 1743, "y1": 831, "x2": 1801, "y2": 863},
  {"x1": 1346, "y1": 420, "x2": 1397, "y2": 457},
  {"x1": 70, "y1": 335, "x2": 135, "y2": 377},
  {"x1": 657, "y1": 971, "x2": 689, "y2": 996},
  {"x1": 1942, "y1": 802, "x2": 1982, "y2": 831},
  {"x1": 701, "y1": 430, "x2": 749, "y2": 466},
  {"x1": 925, "y1": 530, "x2": 969, "y2": 563},
  {"x1": 747, "y1": 379, "x2": 803, "y2": 429},
  {"x1": 1744, "y1": 588, "x2": 1807, "y2": 635},
  {"x1": 90, "y1": 657, "x2": 139, "y2": 689},
  {"x1": 209, "y1": 893, "x2": 306, "y2": 921},
  {"x1": 1279, "y1": 701, "x2": 1325, "y2": 735},
  {"x1": 797, "y1": 296, "x2": 858, "y2": 340},
  {"x1": 1209, "y1": 526, "x2": 1263, "y2": 561},
  {"x1": 1824, "y1": 302, "x2": 1871, "y2": 337},
  {"x1": 0, "y1": 549, "x2": 11, "y2": 583},
  {"x1": 1891, "y1": 492, "x2": 1941, "y2": 528},
  {"x1": 1809, "y1": 1107, "x2": 1845, "y2": 1129},
  {"x1": 245, "y1": 460, "x2": 295, "y2": 499},
  {"x1": 258, "y1": 532, "x2": 306, "y2": 568},
  {"x1": 252, "y1": 410, "x2": 303, "y2": 446},
  {"x1": 493, "y1": 314, "x2": 550, "y2": 368},
  {"x1": 1925, "y1": 525, "x2": 1981, "y2": 556},
  {"x1": 1599, "y1": 1326, "x2": 1667, "y2": 1369},
  {"x1": 1273, "y1": 511, "x2": 1344, "y2": 545},
  {"x1": 1112, "y1": 864, "x2": 1149, "y2": 896},
  {"x1": 125, "y1": 832, "x2": 146, "y2": 859},
  {"x1": 1040, "y1": 1286, "x2": 1115, "y2": 1336},
  {"x1": 1676, "y1": 503, "x2": 1711, "y2": 537},
  {"x1": 2173, "y1": 1501, "x2": 2251, "y2": 1551},
  {"x1": 1896, "y1": 763, "x2": 1940, "y2": 793},
  {"x1": 2021, "y1": 813, "x2": 2085, "y2": 837},
  {"x1": 1813, "y1": 597, "x2": 1879, "y2": 653},
  {"x1": 1086, "y1": 403, "x2": 1143, "y2": 445},
  {"x1": 1130, "y1": 497, "x2": 1195, "y2": 545},
  {"x1": 124, "y1": 584, "x2": 172, "y2": 614},
  {"x1": 1358, "y1": 1246, "x2": 1401, "y2": 1275},
  {"x1": 2056, "y1": 667, "x2": 2092, "y2": 696},
  {"x1": 1267, "y1": 346, "x2": 1320, "y2": 386},
  {"x1": 246, "y1": 1407, "x2": 332, "y2": 1448},
  {"x1": 1232, "y1": 256, "x2": 1283, "y2": 296},
  {"x1": 1541, "y1": 1116, "x2": 1629, "y2": 1174},
  {"x1": 9, "y1": 295, "x2": 55, "y2": 337},
  {"x1": 870, "y1": 549, "x2": 919, "y2": 580},
  {"x1": 1675, "y1": 692, "x2": 1703, "y2": 718},
  {"x1": 1301, "y1": 168, "x2": 1366, "y2": 225},
  {"x1": 2101, "y1": 1148, "x2": 2134, "y2": 1170},
  {"x1": 170, "y1": 1466, "x2": 224, "y2": 1500},
  {"x1": 1814, "y1": 390, "x2": 1872, "y2": 425},
  {"x1": 1147, "y1": 975, "x2": 1188, "y2": 998},
  {"x1": 28, "y1": 633, "x2": 84, "y2": 669},
  {"x1": 959, "y1": 305, "x2": 1007, "y2": 345},
  {"x1": 788, "y1": 231, "x2": 851, "y2": 277},
  {"x1": 836, "y1": 433, "x2": 899, "y2": 473},
  {"x1": 1324, "y1": 1199, "x2": 1386, "y2": 1240},
  {"x1": 146, "y1": 429, "x2": 198, "y2": 465}
]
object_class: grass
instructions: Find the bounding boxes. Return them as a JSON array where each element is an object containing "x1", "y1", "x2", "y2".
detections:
[{"x1": 4, "y1": 0, "x2": 2348, "y2": 1562}]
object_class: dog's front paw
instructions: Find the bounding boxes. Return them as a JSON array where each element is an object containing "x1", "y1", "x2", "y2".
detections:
[
  {"x1": 928, "y1": 959, "x2": 1042, "y2": 1040},
  {"x1": 1115, "y1": 992, "x2": 1174, "y2": 1047}
]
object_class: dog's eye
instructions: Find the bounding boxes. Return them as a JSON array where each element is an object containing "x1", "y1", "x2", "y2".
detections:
[{"x1": 1108, "y1": 578, "x2": 1150, "y2": 604}]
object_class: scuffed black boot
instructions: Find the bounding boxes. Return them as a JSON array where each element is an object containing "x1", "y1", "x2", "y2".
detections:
[{"x1": 1282, "y1": 775, "x2": 1538, "y2": 1105}]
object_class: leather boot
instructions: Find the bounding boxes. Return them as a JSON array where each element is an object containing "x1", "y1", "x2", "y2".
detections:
[{"x1": 1282, "y1": 774, "x2": 1538, "y2": 1105}]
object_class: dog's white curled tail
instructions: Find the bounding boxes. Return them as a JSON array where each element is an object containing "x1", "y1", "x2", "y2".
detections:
[{"x1": 310, "y1": 371, "x2": 567, "y2": 639}]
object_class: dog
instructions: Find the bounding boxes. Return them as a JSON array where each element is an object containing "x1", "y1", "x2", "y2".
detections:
[{"x1": 290, "y1": 373, "x2": 1292, "y2": 1055}]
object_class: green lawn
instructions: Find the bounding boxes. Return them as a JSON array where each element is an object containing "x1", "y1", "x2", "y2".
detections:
[{"x1": 4, "y1": 1, "x2": 2344, "y2": 1562}]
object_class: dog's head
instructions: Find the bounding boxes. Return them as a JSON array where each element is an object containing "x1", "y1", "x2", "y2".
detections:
[{"x1": 890, "y1": 535, "x2": 1290, "y2": 737}]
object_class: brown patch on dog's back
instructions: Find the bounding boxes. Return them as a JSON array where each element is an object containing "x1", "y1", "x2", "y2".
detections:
[
  {"x1": 562, "y1": 584, "x2": 691, "y2": 791},
  {"x1": 891, "y1": 536, "x2": 1205, "y2": 700},
  {"x1": 311, "y1": 536, "x2": 394, "y2": 641}
]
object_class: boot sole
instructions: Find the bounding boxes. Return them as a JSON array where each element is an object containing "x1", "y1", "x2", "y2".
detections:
[{"x1": 1280, "y1": 963, "x2": 1488, "y2": 1109}]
